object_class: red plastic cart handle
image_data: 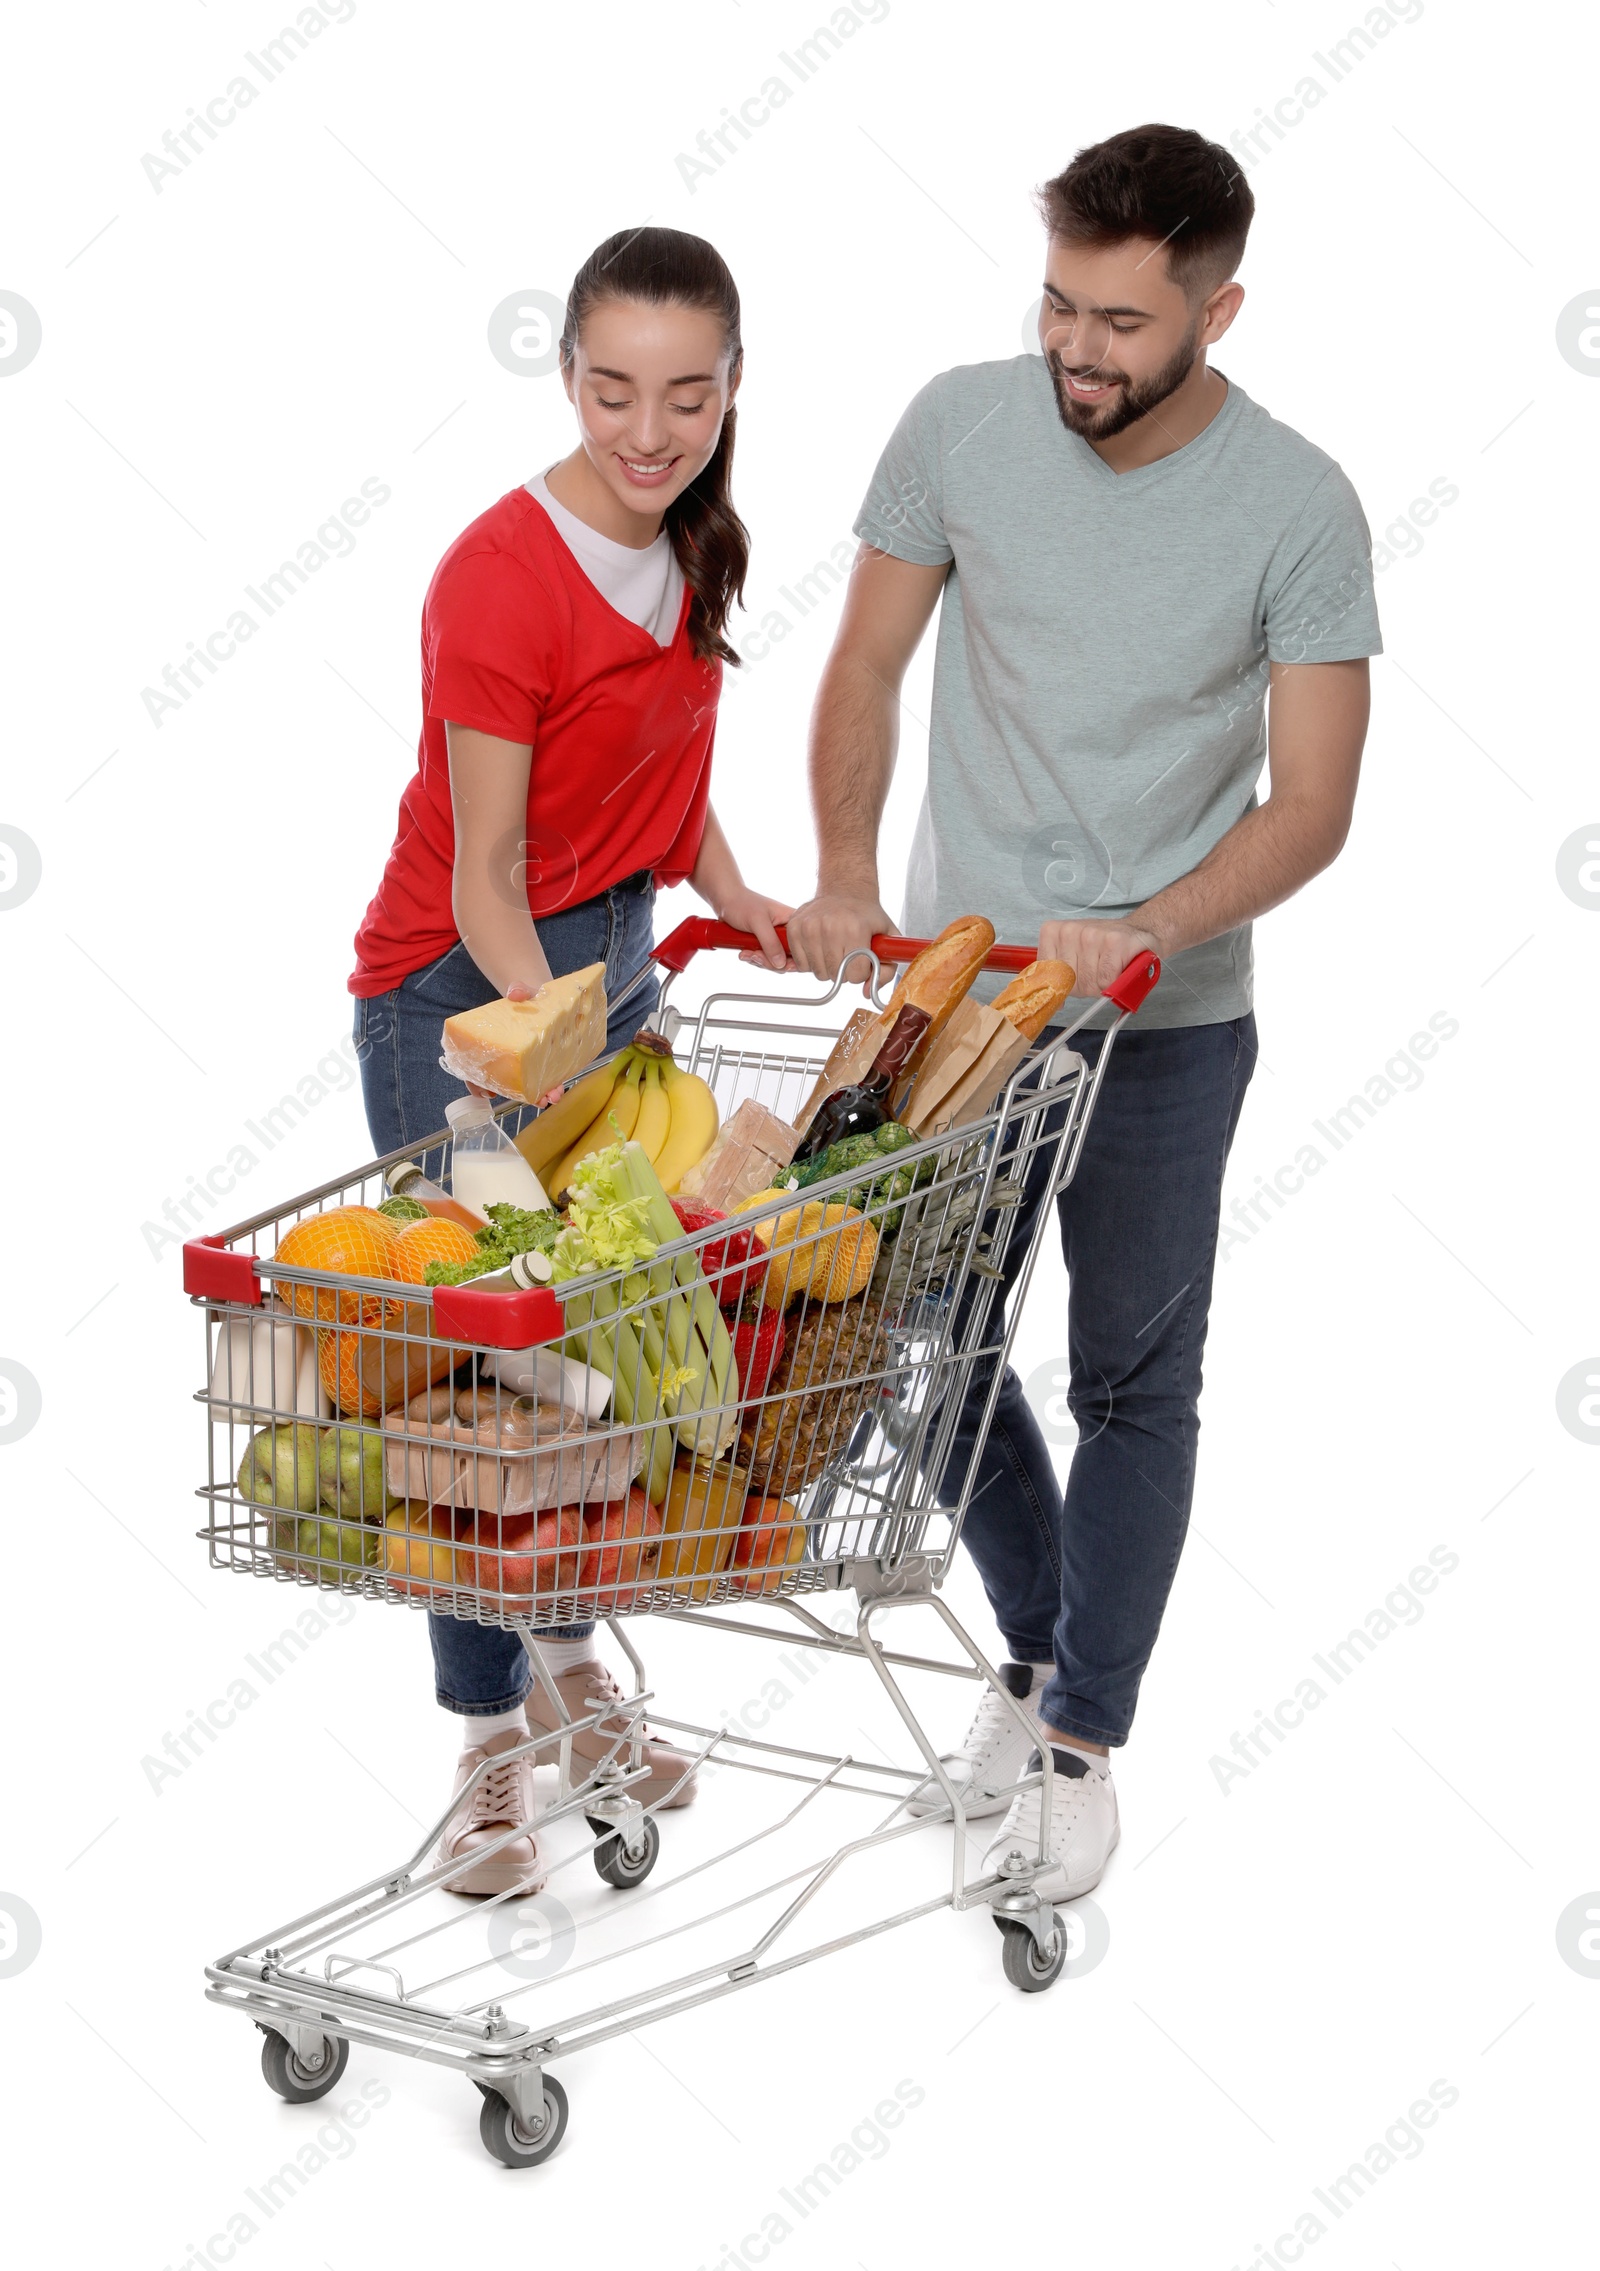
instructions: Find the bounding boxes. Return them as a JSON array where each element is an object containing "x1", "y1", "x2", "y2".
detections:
[
  {"x1": 183, "y1": 1234, "x2": 263, "y2": 1305},
  {"x1": 652, "y1": 918, "x2": 1160, "y2": 1013}
]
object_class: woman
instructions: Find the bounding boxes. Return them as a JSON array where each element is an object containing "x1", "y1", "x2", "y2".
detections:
[{"x1": 349, "y1": 227, "x2": 791, "y2": 1896}]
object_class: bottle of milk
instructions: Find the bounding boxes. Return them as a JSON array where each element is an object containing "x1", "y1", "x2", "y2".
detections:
[{"x1": 445, "y1": 1096, "x2": 553, "y2": 1217}]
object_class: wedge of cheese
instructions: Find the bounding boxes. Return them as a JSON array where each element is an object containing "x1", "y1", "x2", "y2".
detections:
[{"x1": 440, "y1": 965, "x2": 608, "y2": 1102}]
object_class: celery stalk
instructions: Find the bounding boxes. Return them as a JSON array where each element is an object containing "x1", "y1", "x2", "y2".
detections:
[{"x1": 618, "y1": 1141, "x2": 739, "y2": 1458}]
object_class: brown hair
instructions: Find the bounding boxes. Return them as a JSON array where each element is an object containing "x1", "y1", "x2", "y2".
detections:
[
  {"x1": 559, "y1": 226, "x2": 749, "y2": 666},
  {"x1": 1037, "y1": 125, "x2": 1254, "y2": 299}
]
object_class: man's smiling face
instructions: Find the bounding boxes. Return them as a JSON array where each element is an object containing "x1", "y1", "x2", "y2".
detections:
[{"x1": 1038, "y1": 236, "x2": 1236, "y2": 442}]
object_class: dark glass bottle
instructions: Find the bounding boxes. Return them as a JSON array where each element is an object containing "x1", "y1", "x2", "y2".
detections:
[{"x1": 795, "y1": 1004, "x2": 932, "y2": 1162}]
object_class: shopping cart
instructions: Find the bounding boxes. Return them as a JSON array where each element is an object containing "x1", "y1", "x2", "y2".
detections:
[{"x1": 187, "y1": 924, "x2": 1158, "y2": 2165}]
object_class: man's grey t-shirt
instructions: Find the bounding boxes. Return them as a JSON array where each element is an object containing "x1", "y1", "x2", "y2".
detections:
[{"x1": 853, "y1": 358, "x2": 1382, "y2": 1028}]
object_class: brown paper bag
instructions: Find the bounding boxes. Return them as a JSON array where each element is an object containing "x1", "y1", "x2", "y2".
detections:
[
  {"x1": 900, "y1": 998, "x2": 1034, "y2": 1136},
  {"x1": 795, "y1": 1006, "x2": 890, "y2": 1133}
]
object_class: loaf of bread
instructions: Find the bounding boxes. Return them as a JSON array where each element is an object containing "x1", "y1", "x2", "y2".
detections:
[
  {"x1": 989, "y1": 958, "x2": 1076, "y2": 1040},
  {"x1": 440, "y1": 965, "x2": 608, "y2": 1102},
  {"x1": 883, "y1": 917, "x2": 995, "y2": 1050},
  {"x1": 881, "y1": 916, "x2": 995, "y2": 1107}
]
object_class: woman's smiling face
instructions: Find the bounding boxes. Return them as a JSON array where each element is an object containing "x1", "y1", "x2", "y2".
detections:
[{"x1": 562, "y1": 297, "x2": 739, "y2": 534}]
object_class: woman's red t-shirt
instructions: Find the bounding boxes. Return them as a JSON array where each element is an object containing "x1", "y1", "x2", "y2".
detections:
[{"x1": 349, "y1": 487, "x2": 720, "y2": 996}]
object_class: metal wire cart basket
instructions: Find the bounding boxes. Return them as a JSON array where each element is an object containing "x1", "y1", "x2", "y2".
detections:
[{"x1": 186, "y1": 923, "x2": 1158, "y2": 2165}]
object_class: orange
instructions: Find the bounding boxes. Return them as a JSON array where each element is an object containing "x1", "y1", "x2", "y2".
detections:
[
  {"x1": 273, "y1": 1207, "x2": 399, "y2": 1323},
  {"x1": 389, "y1": 1216, "x2": 482, "y2": 1285},
  {"x1": 317, "y1": 1307, "x2": 453, "y2": 1417}
]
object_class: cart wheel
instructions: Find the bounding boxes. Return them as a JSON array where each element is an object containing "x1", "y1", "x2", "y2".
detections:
[
  {"x1": 998, "y1": 1915, "x2": 1067, "y2": 1993},
  {"x1": 587, "y1": 1813, "x2": 660, "y2": 1889},
  {"x1": 260, "y1": 2028, "x2": 349, "y2": 2102},
  {"x1": 478, "y1": 2074, "x2": 568, "y2": 2168}
]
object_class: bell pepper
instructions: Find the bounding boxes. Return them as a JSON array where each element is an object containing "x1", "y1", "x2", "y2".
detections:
[{"x1": 670, "y1": 1197, "x2": 768, "y2": 1306}]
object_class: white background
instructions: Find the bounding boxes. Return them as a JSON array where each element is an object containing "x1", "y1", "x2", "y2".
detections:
[{"x1": 1, "y1": 0, "x2": 1595, "y2": 2262}]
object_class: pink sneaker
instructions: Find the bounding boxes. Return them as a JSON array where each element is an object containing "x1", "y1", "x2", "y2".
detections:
[
  {"x1": 525, "y1": 1659, "x2": 698, "y2": 1809},
  {"x1": 438, "y1": 1728, "x2": 546, "y2": 1898}
]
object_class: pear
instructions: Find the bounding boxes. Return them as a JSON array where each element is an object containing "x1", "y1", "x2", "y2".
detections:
[
  {"x1": 318, "y1": 1423, "x2": 395, "y2": 1520},
  {"x1": 272, "y1": 1515, "x2": 384, "y2": 1575},
  {"x1": 238, "y1": 1423, "x2": 322, "y2": 1512}
]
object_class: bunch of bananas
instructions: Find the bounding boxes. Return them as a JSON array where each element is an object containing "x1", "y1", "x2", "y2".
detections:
[{"x1": 515, "y1": 1031, "x2": 719, "y2": 1198}]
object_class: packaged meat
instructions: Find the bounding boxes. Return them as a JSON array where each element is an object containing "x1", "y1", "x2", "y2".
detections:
[{"x1": 384, "y1": 1390, "x2": 641, "y2": 1514}]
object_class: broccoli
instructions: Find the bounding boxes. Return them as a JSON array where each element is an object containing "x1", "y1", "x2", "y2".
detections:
[
  {"x1": 836, "y1": 1131, "x2": 886, "y2": 1172},
  {"x1": 865, "y1": 1151, "x2": 939, "y2": 1239},
  {"x1": 845, "y1": 1161, "x2": 918, "y2": 1236},
  {"x1": 872, "y1": 1120, "x2": 914, "y2": 1156},
  {"x1": 794, "y1": 1127, "x2": 899, "y2": 1188}
]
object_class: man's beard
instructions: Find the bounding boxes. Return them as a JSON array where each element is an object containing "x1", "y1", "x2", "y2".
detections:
[{"x1": 1047, "y1": 320, "x2": 1202, "y2": 441}]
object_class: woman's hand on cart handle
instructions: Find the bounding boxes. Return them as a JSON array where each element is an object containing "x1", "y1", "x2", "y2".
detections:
[{"x1": 719, "y1": 883, "x2": 799, "y2": 973}]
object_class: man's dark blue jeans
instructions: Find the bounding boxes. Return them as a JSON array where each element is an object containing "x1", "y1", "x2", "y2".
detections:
[{"x1": 947, "y1": 1014, "x2": 1257, "y2": 1749}]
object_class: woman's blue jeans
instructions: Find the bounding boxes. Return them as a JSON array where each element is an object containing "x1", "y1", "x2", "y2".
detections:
[
  {"x1": 946, "y1": 1015, "x2": 1257, "y2": 1748},
  {"x1": 353, "y1": 878, "x2": 659, "y2": 1714}
]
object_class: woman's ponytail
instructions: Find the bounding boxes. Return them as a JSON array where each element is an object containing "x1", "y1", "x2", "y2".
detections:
[{"x1": 559, "y1": 227, "x2": 750, "y2": 667}]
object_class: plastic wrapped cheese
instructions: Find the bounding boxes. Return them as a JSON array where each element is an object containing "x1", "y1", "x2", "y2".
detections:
[{"x1": 439, "y1": 965, "x2": 607, "y2": 1103}]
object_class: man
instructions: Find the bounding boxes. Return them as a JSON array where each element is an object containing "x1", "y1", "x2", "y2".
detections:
[{"x1": 786, "y1": 123, "x2": 1379, "y2": 1900}]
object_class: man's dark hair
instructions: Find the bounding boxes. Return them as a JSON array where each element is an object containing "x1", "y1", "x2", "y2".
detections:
[{"x1": 1037, "y1": 124, "x2": 1254, "y2": 298}]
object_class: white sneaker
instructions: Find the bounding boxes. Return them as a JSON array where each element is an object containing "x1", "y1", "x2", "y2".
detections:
[
  {"x1": 982, "y1": 1746, "x2": 1120, "y2": 1901},
  {"x1": 905, "y1": 1663, "x2": 1047, "y2": 1820}
]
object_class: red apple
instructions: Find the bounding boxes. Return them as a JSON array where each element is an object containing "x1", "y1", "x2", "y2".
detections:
[
  {"x1": 728, "y1": 1498, "x2": 806, "y2": 1597},
  {"x1": 577, "y1": 1487, "x2": 664, "y2": 1609},
  {"x1": 460, "y1": 1505, "x2": 583, "y2": 1605}
]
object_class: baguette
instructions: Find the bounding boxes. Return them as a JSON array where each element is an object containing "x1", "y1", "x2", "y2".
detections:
[
  {"x1": 989, "y1": 957, "x2": 1076, "y2": 1041},
  {"x1": 882, "y1": 916, "x2": 996, "y2": 1046},
  {"x1": 882, "y1": 915, "x2": 995, "y2": 1107}
]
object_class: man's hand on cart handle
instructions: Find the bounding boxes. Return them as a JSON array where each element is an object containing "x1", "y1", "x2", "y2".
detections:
[
  {"x1": 785, "y1": 888, "x2": 902, "y2": 992},
  {"x1": 1041, "y1": 918, "x2": 1165, "y2": 999}
]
